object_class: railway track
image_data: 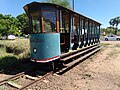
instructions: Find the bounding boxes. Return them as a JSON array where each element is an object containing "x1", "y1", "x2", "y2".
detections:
[
  {"x1": 0, "y1": 68, "x2": 51, "y2": 90},
  {"x1": 0, "y1": 44, "x2": 101, "y2": 90},
  {"x1": 57, "y1": 44, "x2": 101, "y2": 74}
]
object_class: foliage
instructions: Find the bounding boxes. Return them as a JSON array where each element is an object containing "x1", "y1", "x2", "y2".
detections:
[
  {"x1": 16, "y1": 13, "x2": 29, "y2": 31},
  {"x1": 101, "y1": 27, "x2": 120, "y2": 36},
  {"x1": 0, "y1": 14, "x2": 19, "y2": 36},
  {"x1": 109, "y1": 16, "x2": 120, "y2": 35},
  {"x1": 46, "y1": 0, "x2": 71, "y2": 9},
  {"x1": 1, "y1": 0, "x2": 70, "y2": 36},
  {"x1": 0, "y1": 13, "x2": 28, "y2": 36}
]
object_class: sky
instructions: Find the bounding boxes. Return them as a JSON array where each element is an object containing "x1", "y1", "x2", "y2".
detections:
[{"x1": 0, "y1": 0, "x2": 120, "y2": 28}]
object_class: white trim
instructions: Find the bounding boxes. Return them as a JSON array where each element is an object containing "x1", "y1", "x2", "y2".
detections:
[{"x1": 31, "y1": 56, "x2": 60, "y2": 63}]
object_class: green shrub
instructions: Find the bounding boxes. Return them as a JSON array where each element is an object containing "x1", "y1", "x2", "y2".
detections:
[{"x1": 117, "y1": 31, "x2": 120, "y2": 36}]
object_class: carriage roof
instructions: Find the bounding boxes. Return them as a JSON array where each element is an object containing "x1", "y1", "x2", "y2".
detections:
[{"x1": 24, "y1": 2, "x2": 101, "y2": 25}]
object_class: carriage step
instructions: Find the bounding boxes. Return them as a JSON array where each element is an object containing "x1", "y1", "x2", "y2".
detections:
[
  {"x1": 60, "y1": 44, "x2": 99, "y2": 59},
  {"x1": 64, "y1": 47, "x2": 101, "y2": 67},
  {"x1": 61, "y1": 45, "x2": 100, "y2": 62}
]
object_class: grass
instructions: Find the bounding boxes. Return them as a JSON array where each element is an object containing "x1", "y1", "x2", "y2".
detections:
[
  {"x1": 0, "y1": 39, "x2": 30, "y2": 59},
  {"x1": 0, "y1": 39, "x2": 30, "y2": 74},
  {"x1": 100, "y1": 36, "x2": 105, "y2": 41},
  {"x1": 100, "y1": 43, "x2": 111, "y2": 47}
]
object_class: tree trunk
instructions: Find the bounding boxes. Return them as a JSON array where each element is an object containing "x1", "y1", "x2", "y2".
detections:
[{"x1": 115, "y1": 26, "x2": 117, "y2": 35}]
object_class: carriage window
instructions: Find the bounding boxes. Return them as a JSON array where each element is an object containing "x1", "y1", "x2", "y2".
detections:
[
  {"x1": 61, "y1": 14, "x2": 69, "y2": 33},
  {"x1": 31, "y1": 12, "x2": 41, "y2": 33},
  {"x1": 43, "y1": 11, "x2": 56, "y2": 32}
]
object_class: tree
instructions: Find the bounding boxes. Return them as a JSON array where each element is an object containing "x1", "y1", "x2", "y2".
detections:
[
  {"x1": 16, "y1": 13, "x2": 29, "y2": 31},
  {"x1": 109, "y1": 16, "x2": 120, "y2": 35},
  {"x1": 0, "y1": 14, "x2": 4, "y2": 19},
  {"x1": 0, "y1": 14, "x2": 20, "y2": 36},
  {"x1": 45, "y1": 0, "x2": 71, "y2": 9}
]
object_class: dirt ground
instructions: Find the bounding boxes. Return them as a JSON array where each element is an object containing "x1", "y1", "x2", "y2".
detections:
[
  {"x1": 30, "y1": 41, "x2": 120, "y2": 90},
  {"x1": 1, "y1": 41, "x2": 120, "y2": 90}
]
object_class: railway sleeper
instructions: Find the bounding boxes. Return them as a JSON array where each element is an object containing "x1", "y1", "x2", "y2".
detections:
[
  {"x1": 25, "y1": 75, "x2": 38, "y2": 80},
  {"x1": 7, "y1": 81, "x2": 22, "y2": 89}
]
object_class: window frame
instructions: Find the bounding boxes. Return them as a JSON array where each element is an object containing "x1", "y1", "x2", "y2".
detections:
[
  {"x1": 30, "y1": 10, "x2": 42, "y2": 33},
  {"x1": 29, "y1": 7, "x2": 60, "y2": 34},
  {"x1": 42, "y1": 10, "x2": 57, "y2": 33}
]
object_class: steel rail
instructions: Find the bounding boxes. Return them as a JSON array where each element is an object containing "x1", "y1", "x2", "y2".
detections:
[
  {"x1": 19, "y1": 45, "x2": 101, "y2": 90},
  {"x1": 0, "y1": 44, "x2": 101, "y2": 90},
  {"x1": 19, "y1": 72, "x2": 53, "y2": 90},
  {"x1": 0, "y1": 72, "x2": 25, "y2": 85}
]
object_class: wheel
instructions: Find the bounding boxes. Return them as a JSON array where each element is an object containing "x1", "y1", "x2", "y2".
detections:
[
  {"x1": 105, "y1": 38, "x2": 108, "y2": 41},
  {"x1": 116, "y1": 38, "x2": 120, "y2": 41}
]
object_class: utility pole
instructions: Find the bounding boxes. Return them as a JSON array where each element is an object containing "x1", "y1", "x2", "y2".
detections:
[{"x1": 72, "y1": 0, "x2": 74, "y2": 10}]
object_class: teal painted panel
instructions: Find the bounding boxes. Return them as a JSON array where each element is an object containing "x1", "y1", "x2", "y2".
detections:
[{"x1": 30, "y1": 33, "x2": 60, "y2": 60}]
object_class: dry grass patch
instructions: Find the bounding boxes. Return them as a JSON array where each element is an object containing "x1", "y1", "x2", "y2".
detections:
[
  {"x1": 0, "y1": 39, "x2": 30, "y2": 59},
  {"x1": 0, "y1": 39, "x2": 30, "y2": 74}
]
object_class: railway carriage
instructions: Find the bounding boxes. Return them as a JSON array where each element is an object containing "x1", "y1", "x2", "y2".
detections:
[{"x1": 23, "y1": 2, "x2": 101, "y2": 63}]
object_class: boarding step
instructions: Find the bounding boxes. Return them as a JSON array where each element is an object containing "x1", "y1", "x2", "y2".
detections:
[
  {"x1": 61, "y1": 45, "x2": 100, "y2": 62},
  {"x1": 60, "y1": 44, "x2": 99, "y2": 59},
  {"x1": 64, "y1": 47, "x2": 101, "y2": 67}
]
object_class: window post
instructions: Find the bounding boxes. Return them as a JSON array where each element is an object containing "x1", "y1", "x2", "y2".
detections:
[
  {"x1": 83, "y1": 17, "x2": 86, "y2": 46},
  {"x1": 79, "y1": 16, "x2": 82, "y2": 47},
  {"x1": 56, "y1": 10, "x2": 60, "y2": 33},
  {"x1": 87, "y1": 20, "x2": 90, "y2": 45},
  {"x1": 40, "y1": 10, "x2": 44, "y2": 33}
]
